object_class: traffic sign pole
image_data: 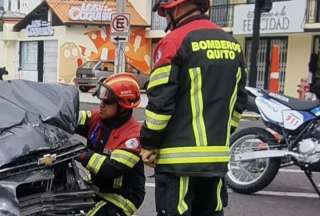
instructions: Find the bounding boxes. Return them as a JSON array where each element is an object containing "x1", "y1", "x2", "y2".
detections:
[{"x1": 115, "y1": 0, "x2": 126, "y2": 74}]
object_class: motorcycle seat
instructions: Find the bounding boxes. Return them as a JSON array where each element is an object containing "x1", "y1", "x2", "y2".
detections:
[{"x1": 270, "y1": 94, "x2": 320, "y2": 110}]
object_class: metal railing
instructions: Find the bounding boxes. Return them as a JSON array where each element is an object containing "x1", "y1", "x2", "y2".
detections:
[
  {"x1": 151, "y1": 0, "x2": 167, "y2": 30},
  {"x1": 210, "y1": 3, "x2": 235, "y2": 27},
  {"x1": 306, "y1": 0, "x2": 320, "y2": 23}
]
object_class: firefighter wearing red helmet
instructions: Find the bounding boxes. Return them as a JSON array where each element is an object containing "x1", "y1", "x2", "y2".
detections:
[
  {"x1": 141, "y1": 0, "x2": 248, "y2": 216},
  {"x1": 76, "y1": 72, "x2": 145, "y2": 216}
]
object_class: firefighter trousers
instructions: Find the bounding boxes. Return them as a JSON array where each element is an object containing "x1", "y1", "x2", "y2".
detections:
[{"x1": 155, "y1": 173, "x2": 228, "y2": 216}]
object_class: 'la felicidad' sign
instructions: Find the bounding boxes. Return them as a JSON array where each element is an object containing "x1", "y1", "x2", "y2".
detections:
[{"x1": 233, "y1": 0, "x2": 307, "y2": 35}]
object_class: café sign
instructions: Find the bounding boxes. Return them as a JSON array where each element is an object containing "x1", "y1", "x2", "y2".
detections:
[
  {"x1": 26, "y1": 20, "x2": 54, "y2": 37},
  {"x1": 233, "y1": 0, "x2": 307, "y2": 35},
  {"x1": 69, "y1": 3, "x2": 114, "y2": 21}
]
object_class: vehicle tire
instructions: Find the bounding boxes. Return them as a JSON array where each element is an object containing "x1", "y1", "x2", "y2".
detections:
[
  {"x1": 226, "y1": 127, "x2": 281, "y2": 194},
  {"x1": 79, "y1": 86, "x2": 90, "y2": 92}
]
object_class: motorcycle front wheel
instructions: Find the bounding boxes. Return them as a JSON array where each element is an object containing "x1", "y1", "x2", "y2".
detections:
[{"x1": 226, "y1": 127, "x2": 281, "y2": 194}]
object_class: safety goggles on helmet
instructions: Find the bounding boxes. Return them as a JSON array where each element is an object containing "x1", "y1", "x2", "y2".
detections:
[
  {"x1": 94, "y1": 80, "x2": 117, "y2": 105},
  {"x1": 93, "y1": 73, "x2": 141, "y2": 109}
]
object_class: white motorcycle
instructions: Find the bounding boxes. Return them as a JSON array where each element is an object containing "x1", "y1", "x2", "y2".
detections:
[{"x1": 226, "y1": 87, "x2": 320, "y2": 198}]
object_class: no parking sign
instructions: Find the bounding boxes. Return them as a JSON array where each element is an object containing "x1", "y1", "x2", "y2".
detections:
[{"x1": 111, "y1": 13, "x2": 131, "y2": 43}]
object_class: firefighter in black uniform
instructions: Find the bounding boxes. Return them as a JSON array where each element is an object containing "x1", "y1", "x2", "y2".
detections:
[
  {"x1": 77, "y1": 73, "x2": 145, "y2": 216},
  {"x1": 140, "y1": 0, "x2": 248, "y2": 216}
]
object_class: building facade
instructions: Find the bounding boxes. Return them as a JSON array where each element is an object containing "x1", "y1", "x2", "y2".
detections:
[
  {"x1": 135, "y1": 0, "x2": 320, "y2": 98},
  {"x1": 1, "y1": 0, "x2": 320, "y2": 98},
  {"x1": 0, "y1": 0, "x2": 151, "y2": 83}
]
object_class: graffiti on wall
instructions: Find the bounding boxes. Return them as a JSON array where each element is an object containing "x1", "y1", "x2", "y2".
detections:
[{"x1": 59, "y1": 27, "x2": 151, "y2": 83}]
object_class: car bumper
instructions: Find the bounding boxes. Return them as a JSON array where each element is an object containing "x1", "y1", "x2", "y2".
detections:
[{"x1": 74, "y1": 77, "x2": 97, "y2": 87}]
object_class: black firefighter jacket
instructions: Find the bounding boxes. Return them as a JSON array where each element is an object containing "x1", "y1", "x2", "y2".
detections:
[{"x1": 140, "y1": 15, "x2": 248, "y2": 177}]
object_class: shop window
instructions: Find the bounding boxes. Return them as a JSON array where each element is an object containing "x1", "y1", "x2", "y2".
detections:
[
  {"x1": 210, "y1": 0, "x2": 233, "y2": 27},
  {"x1": 20, "y1": 41, "x2": 38, "y2": 71},
  {"x1": 309, "y1": 36, "x2": 320, "y2": 86},
  {"x1": 245, "y1": 37, "x2": 288, "y2": 93}
]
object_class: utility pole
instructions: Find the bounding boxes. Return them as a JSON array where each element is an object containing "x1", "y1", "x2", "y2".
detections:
[
  {"x1": 249, "y1": 0, "x2": 272, "y2": 87},
  {"x1": 114, "y1": 0, "x2": 126, "y2": 73}
]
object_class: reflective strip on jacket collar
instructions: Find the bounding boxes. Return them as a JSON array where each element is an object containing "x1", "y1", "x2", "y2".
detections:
[
  {"x1": 86, "y1": 153, "x2": 107, "y2": 175},
  {"x1": 111, "y1": 149, "x2": 140, "y2": 168},
  {"x1": 97, "y1": 193, "x2": 137, "y2": 216},
  {"x1": 157, "y1": 146, "x2": 230, "y2": 164},
  {"x1": 145, "y1": 109, "x2": 172, "y2": 131},
  {"x1": 148, "y1": 65, "x2": 172, "y2": 90}
]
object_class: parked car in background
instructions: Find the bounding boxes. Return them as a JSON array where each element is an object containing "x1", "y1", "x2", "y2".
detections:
[
  {"x1": 75, "y1": 61, "x2": 149, "y2": 92},
  {"x1": 74, "y1": 60, "x2": 98, "y2": 92}
]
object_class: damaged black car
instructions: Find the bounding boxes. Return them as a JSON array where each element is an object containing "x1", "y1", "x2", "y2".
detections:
[{"x1": 0, "y1": 80, "x2": 95, "y2": 216}]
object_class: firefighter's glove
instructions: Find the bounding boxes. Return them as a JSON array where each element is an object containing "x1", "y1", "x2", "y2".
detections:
[
  {"x1": 140, "y1": 148, "x2": 158, "y2": 168},
  {"x1": 77, "y1": 149, "x2": 94, "y2": 167}
]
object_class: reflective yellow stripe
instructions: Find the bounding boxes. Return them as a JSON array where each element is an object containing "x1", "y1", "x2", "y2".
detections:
[
  {"x1": 148, "y1": 65, "x2": 172, "y2": 89},
  {"x1": 231, "y1": 119, "x2": 239, "y2": 128},
  {"x1": 97, "y1": 193, "x2": 137, "y2": 216},
  {"x1": 78, "y1": 110, "x2": 91, "y2": 125},
  {"x1": 231, "y1": 111, "x2": 241, "y2": 128},
  {"x1": 177, "y1": 176, "x2": 189, "y2": 214},
  {"x1": 233, "y1": 110, "x2": 241, "y2": 120},
  {"x1": 189, "y1": 67, "x2": 208, "y2": 146},
  {"x1": 87, "y1": 153, "x2": 107, "y2": 175},
  {"x1": 78, "y1": 111, "x2": 86, "y2": 125},
  {"x1": 226, "y1": 68, "x2": 242, "y2": 146},
  {"x1": 87, "y1": 201, "x2": 107, "y2": 216},
  {"x1": 113, "y1": 176, "x2": 123, "y2": 189},
  {"x1": 215, "y1": 179, "x2": 223, "y2": 211},
  {"x1": 145, "y1": 109, "x2": 172, "y2": 131},
  {"x1": 111, "y1": 149, "x2": 140, "y2": 168},
  {"x1": 157, "y1": 146, "x2": 230, "y2": 164}
]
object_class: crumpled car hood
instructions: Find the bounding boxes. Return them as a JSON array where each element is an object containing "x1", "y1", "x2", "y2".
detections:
[{"x1": 0, "y1": 80, "x2": 79, "y2": 168}]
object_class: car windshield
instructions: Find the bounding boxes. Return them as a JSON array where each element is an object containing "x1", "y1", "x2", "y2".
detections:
[
  {"x1": 81, "y1": 61, "x2": 97, "y2": 69},
  {"x1": 96, "y1": 62, "x2": 114, "y2": 72}
]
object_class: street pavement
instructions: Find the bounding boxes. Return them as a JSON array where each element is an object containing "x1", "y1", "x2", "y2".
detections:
[{"x1": 80, "y1": 92, "x2": 320, "y2": 216}]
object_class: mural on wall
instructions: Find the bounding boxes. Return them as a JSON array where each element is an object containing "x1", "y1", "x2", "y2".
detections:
[
  {"x1": 59, "y1": 27, "x2": 151, "y2": 84},
  {"x1": 60, "y1": 42, "x2": 82, "y2": 83}
]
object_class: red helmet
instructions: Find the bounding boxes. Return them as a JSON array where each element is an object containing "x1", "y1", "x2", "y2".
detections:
[
  {"x1": 153, "y1": 0, "x2": 187, "y2": 17},
  {"x1": 95, "y1": 72, "x2": 140, "y2": 109},
  {"x1": 153, "y1": 0, "x2": 209, "y2": 17}
]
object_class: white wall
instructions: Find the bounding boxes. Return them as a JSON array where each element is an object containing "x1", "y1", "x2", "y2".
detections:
[
  {"x1": 285, "y1": 34, "x2": 312, "y2": 97},
  {"x1": 3, "y1": 0, "x2": 41, "y2": 14},
  {"x1": 0, "y1": 39, "x2": 4, "y2": 67},
  {"x1": 129, "y1": 0, "x2": 151, "y2": 25}
]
